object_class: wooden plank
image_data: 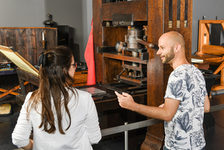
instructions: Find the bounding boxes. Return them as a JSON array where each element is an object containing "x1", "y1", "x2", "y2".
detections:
[
  {"x1": 172, "y1": 0, "x2": 177, "y2": 28},
  {"x1": 102, "y1": 0, "x2": 147, "y2": 21},
  {"x1": 26, "y1": 29, "x2": 32, "y2": 64},
  {"x1": 204, "y1": 57, "x2": 223, "y2": 63},
  {"x1": 0, "y1": 45, "x2": 39, "y2": 76},
  {"x1": 165, "y1": 0, "x2": 171, "y2": 29},
  {"x1": 31, "y1": 29, "x2": 37, "y2": 64},
  {"x1": 202, "y1": 45, "x2": 224, "y2": 55},
  {"x1": 103, "y1": 52, "x2": 147, "y2": 64},
  {"x1": 141, "y1": 0, "x2": 165, "y2": 150},
  {"x1": 0, "y1": 30, "x2": 8, "y2": 62},
  {"x1": 214, "y1": 61, "x2": 224, "y2": 75},
  {"x1": 221, "y1": 68, "x2": 224, "y2": 86},
  {"x1": 147, "y1": 0, "x2": 164, "y2": 104},
  {"x1": 221, "y1": 23, "x2": 224, "y2": 30},
  {"x1": 93, "y1": 0, "x2": 103, "y2": 83},
  {"x1": 0, "y1": 88, "x2": 19, "y2": 96},
  {"x1": 0, "y1": 81, "x2": 29, "y2": 99},
  {"x1": 36, "y1": 29, "x2": 43, "y2": 59},
  {"x1": 180, "y1": 0, "x2": 185, "y2": 28},
  {"x1": 187, "y1": 0, "x2": 193, "y2": 29},
  {"x1": 200, "y1": 20, "x2": 224, "y2": 24},
  {"x1": 197, "y1": 20, "x2": 204, "y2": 55}
]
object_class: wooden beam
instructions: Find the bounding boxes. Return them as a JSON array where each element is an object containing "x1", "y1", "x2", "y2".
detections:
[
  {"x1": 0, "y1": 81, "x2": 29, "y2": 99},
  {"x1": 0, "y1": 89, "x2": 19, "y2": 96},
  {"x1": 202, "y1": 45, "x2": 224, "y2": 55}
]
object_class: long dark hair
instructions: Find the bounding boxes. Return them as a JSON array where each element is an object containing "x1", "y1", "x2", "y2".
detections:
[{"x1": 27, "y1": 46, "x2": 76, "y2": 134}]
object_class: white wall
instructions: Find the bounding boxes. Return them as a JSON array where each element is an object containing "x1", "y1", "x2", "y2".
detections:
[
  {"x1": 45, "y1": 0, "x2": 93, "y2": 62},
  {"x1": 0, "y1": 0, "x2": 92, "y2": 62},
  {"x1": 45, "y1": 0, "x2": 85, "y2": 62},
  {"x1": 0, "y1": 0, "x2": 45, "y2": 27}
]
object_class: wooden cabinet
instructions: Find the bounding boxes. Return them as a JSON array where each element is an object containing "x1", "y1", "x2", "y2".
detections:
[
  {"x1": 92, "y1": 0, "x2": 192, "y2": 149},
  {"x1": 0, "y1": 27, "x2": 57, "y2": 65},
  {"x1": 73, "y1": 71, "x2": 87, "y2": 86}
]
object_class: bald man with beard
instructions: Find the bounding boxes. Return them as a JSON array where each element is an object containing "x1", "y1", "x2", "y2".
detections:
[{"x1": 115, "y1": 31, "x2": 210, "y2": 150}]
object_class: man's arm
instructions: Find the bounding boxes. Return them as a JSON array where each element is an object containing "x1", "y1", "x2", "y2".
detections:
[
  {"x1": 204, "y1": 95, "x2": 210, "y2": 113},
  {"x1": 115, "y1": 91, "x2": 180, "y2": 121}
]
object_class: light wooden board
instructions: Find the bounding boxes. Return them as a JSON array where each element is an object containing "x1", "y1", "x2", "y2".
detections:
[{"x1": 0, "y1": 45, "x2": 39, "y2": 77}]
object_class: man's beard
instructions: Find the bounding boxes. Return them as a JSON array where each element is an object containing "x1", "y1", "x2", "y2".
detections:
[{"x1": 162, "y1": 49, "x2": 175, "y2": 64}]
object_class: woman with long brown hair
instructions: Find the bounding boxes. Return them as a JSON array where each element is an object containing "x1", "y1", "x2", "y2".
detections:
[{"x1": 12, "y1": 46, "x2": 101, "y2": 150}]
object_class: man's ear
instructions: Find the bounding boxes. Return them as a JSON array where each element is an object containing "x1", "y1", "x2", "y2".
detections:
[{"x1": 174, "y1": 44, "x2": 181, "y2": 53}]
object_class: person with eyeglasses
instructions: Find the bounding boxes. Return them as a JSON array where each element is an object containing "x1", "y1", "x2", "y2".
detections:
[{"x1": 12, "y1": 46, "x2": 101, "y2": 150}]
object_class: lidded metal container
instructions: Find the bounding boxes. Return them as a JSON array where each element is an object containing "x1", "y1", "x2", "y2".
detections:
[{"x1": 126, "y1": 26, "x2": 140, "y2": 49}]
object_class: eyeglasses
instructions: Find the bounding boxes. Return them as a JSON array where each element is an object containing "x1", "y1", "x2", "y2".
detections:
[{"x1": 71, "y1": 62, "x2": 77, "y2": 68}]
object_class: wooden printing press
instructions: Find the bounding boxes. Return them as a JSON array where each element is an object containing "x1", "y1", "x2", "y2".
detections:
[{"x1": 92, "y1": 0, "x2": 193, "y2": 149}]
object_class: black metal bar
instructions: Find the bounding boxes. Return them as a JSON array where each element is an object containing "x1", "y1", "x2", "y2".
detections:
[
  {"x1": 102, "y1": 118, "x2": 162, "y2": 136},
  {"x1": 101, "y1": 103, "x2": 224, "y2": 137}
]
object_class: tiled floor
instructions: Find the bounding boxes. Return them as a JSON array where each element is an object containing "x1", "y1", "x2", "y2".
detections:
[{"x1": 0, "y1": 94, "x2": 224, "y2": 150}]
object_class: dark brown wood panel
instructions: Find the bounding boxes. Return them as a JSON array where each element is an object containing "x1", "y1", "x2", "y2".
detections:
[
  {"x1": 172, "y1": 0, "x2": 177, "y2": 28},
  {"x1": 93, "y1": 0, "x2": 103, "y2": 83},
  {"x1": 141, "y1": 0, "x2": 165, "y2": 149},
  {"x1": 147, "y1": 0, "x2": 164, "y2": 107},
  {"x1": 103, "y1": 58, "x2": 122, "y2": 83},
  {"x1": 0, "y1": 27, "x2": 57, "y2": 65},
  {"x1": 102, "y1": 0, "x2": 147, "y2": 21},
  {"x1": 103, "y1": 27, "x2": 127, "y2": 46},
  {"x1": 180, "y1": 0, "x2": 186, "y2": 28}
]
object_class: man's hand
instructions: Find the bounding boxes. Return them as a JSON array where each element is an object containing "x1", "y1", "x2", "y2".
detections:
[
  {"x1": 114, "y1": 91, "x2": 137, "y2": 111},
  {"x1": 159, "y1": 103, "x2": 164, "y2": 108}
]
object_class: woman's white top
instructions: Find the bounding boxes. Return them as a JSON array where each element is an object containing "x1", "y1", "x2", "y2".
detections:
[{"x1": 12, "y1": 88, "x2": 101, "y2": 150}]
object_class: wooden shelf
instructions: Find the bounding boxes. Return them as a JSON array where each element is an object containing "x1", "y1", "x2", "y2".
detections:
[
  {"x1": 202, "y1": 45, "x2": 224, "y2": 56},
  {"x1": 103, "y1": 52, "x2": 147, "y2": 64},
  {"x1": 123, "y1": 64, "x2": 142, "y2": 71}
]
